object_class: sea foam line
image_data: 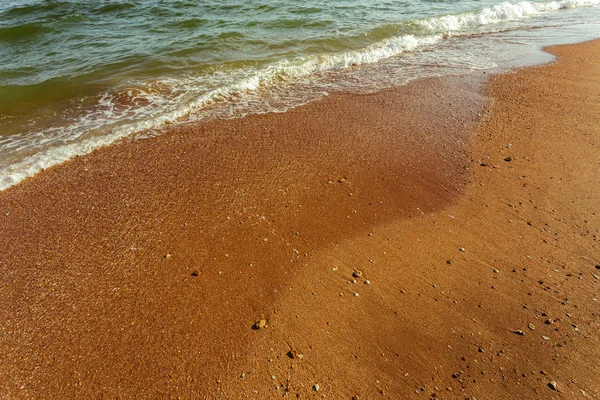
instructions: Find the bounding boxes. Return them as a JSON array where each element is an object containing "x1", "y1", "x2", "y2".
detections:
[
  {"x1": 0, "y1": 34, "x2": 442, "y2": 190},
  {"x1": 1, "y1": 0, "x2": 598, "y2": 191},
  {"x1": 417, "y1": 0, "x2": 600, "y2": 33}
]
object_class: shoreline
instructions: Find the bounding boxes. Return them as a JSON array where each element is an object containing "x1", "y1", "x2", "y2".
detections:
[{"x1": 1, "y1": 40, "x2": 599, "y2": 398}]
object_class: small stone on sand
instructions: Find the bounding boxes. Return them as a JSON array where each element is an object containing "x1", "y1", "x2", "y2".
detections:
[
  {"x1": 288, "y1": 350, "x2": 303, "y2": 359},
  {"x1": 253, "y1": 318, "x2": 267, "y2": 330},
  {"x1": 191, "y1": 270, "x2": 199, "y2": 276},
  {"x1": 548, "y1": 381, "x2": 557, "y2": 391},
  {"x1": 513, "y1": 330, "x2": 525, "y2": 336},
  {"x1": 313, "y1": 383, "x2": 320, "y2": 392}
]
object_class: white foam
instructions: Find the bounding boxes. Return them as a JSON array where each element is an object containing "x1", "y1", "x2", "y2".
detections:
[{"x1": 418, "y1": 0, "x2": 600, "y2": 33}]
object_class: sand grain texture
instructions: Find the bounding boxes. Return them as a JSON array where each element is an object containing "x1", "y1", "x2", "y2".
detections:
[{"x1": 1, "y1": 40, "x2": 600, "y2": 399}]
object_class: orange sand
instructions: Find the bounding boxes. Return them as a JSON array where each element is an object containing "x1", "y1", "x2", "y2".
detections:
[{"x1": 1, "y1": 40, "x2": 599, "y2": 399}]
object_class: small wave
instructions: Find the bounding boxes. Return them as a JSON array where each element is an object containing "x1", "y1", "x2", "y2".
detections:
[
  {"x1": 93, "y1": 3, "x2": 136, "y2": 14},
  {"x1": 165, "y1": 18, "x2": 208, "y2": 30},
  {"x1": 0, "y1": 22, "x2": 50, "y2": 42},
  {"x1": 0, "y1": 33, "x2": 440, "y2": 190},
  {"x1": 417, "y1": 0, "x2": 600, "y2": 33},
  {"x1": 256, "y1": 4, "x2": 277, "y2": 12},
  {"x1": 2, "y1": 1, "x2": 69, "y2": 17},
  {"x1": 217, "y1": 31, "x2": 245, "y2": 39},
  {"x1": 289, "y1": 6, "x2": 325, "y2": 15},
  {"x1": 263, "y1": 18, "x2": 334, "y2": 29}
]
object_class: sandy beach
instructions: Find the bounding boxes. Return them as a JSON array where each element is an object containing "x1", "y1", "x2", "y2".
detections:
[{"x1": 1, "y1": 39, "x2": 599, "y2": 399}]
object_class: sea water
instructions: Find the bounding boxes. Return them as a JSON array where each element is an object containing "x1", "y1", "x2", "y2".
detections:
[{"x1": 1, "y1": 0, "x2": 599, "y2": 190}]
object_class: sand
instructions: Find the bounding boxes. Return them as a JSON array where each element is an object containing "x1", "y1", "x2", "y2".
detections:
[{"x1": 1, "y1": 40, "x2": 599, "y2": 399}]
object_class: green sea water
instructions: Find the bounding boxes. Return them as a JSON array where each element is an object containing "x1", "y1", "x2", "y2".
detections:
[{"x1": 1, "y1": 0, "x2": 599, "y2": 189}]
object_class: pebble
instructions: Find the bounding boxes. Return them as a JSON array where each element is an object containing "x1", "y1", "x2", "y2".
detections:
[
  {"x1": 459, "y1": 247, "x2": 465, "y2": 252},
  {"x1": 354, "y1": 293, "x2": 359, "y2": 297},
  {"x1": 493, "y1": 269, "x2": 499, "y2": 273},
  {"x1": 592, "y1": 274, "x2": 599, "y2": 280},
  {"x1": 288, "y1": 350, "x2": 303, "y2": 359},
  {"x1": 548, "y1": 381, "x2": 558, "y2": 391},
  {"x1": 542, "y1": 336, "x2": 550, "y2": 340},
  {"x1": 364, "y1": 280, "x2": 370, "y2": 285},
  {"x1": 528, "y1": 323, "x2": 535, "y2": 330},
  {"x1": 504, "y1": 156, "x2": 513, "y2": 162},
  {"x1": 191, "y1": 270, "x2": 199, "y2": 276},
  {"x1": 545, "y1": 318, "x2": 555, "y2": 325},
  {"x1": 253, "y1": 318, "x2": 267, "y2": 330},
  {"x1": 513, "y1": 330, "x2": 525, "y2": 336},
  {"x1": 313, "y1": 383, "x2": 320, "y2": 392},
  {"x1": 595, "y1": 265, "x2": 600, "y2": 270},
  {"x1": 353, "y1": 270, "x2": 363, "y2": 278}
]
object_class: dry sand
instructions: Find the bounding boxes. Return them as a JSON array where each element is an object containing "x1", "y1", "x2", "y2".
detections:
[{"x1": 1, "y1": 40, "x2": 599, "y2": 399}]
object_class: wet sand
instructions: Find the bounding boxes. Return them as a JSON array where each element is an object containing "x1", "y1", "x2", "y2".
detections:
[{"x1": 1, "y1": 40, "x2": 599, "y2": 399}]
